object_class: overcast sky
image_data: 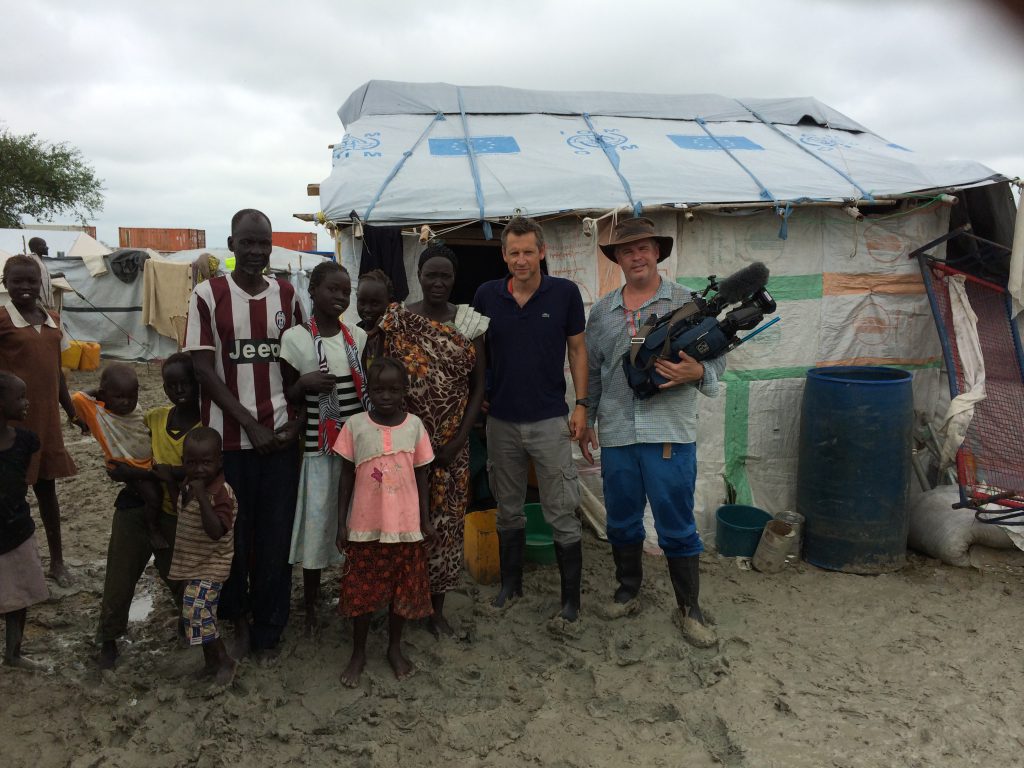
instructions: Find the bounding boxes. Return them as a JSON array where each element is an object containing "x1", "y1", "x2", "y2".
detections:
[{"x1": 3, "y1": 0, "x2": 1022, "y2": 250}]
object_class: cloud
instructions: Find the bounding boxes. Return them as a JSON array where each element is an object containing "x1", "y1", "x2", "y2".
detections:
[{"x1": 2, "y1": 0, "x2": 1021, "y2": 249}]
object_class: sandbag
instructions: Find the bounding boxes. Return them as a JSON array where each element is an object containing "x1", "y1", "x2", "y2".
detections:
[{"x1": 908, "y1": 486, "x2": 1015, "y2": 567}]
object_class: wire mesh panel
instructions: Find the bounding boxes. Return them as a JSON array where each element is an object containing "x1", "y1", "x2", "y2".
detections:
[{"x1": 920, "y1": 258, "x2": 1024, "y2": 510}]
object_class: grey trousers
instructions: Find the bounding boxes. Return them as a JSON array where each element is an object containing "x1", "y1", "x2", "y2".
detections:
[{"x1": 486, "y1": 415, "x2": 582, "y2": 545}]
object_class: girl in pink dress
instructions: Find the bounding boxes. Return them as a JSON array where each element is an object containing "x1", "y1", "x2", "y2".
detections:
[{"x1": 334, "y1": 357, "x2": 435, "y2": 687}]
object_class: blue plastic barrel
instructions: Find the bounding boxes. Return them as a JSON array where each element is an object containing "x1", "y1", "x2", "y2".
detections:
[{"x1": 797, "y1": 367, "x2": 913, "y2": 573}]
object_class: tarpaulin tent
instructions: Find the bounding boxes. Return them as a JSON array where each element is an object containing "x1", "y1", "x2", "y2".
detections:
[
  {"x1": 0, "y1": 232, "x2": 329, "y2": 361},
  {"x1": 317, "y1": 81, "x2": 1014, "y2": 541},
  {"x1": 0, "y1": 227, "x2": 109, "y2": 307}
]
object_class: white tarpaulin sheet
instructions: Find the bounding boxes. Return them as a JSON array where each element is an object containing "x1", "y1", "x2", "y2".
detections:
[
  {"x1": 337, "y1": 204, "x2": 955, "y2": 540},
  {"x1": 936, "y1": 276, "x2": 986, "y2": 469},
  {"x1": 320, "y1": 81, "x2": 1001, "y2": 225},
  {"x1": 50, "y1": 247, "x2": 328, "y2": 361}
]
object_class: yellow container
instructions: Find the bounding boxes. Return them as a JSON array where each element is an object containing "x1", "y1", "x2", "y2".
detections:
[
  {"x1": 463, "y1": 509, "x2": 500, "y2": 585},
  {"x1": 61, "y1": 340, "x2": 83, "y2": 370},
  {"x1": 78, "y1": 342, "x2": 101, "y2": 371}
]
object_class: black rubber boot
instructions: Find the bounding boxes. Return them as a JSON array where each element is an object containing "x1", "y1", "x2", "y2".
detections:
[
  {"x1": 611, "y1": 543, "x2": 644, "y2": 604},
  {"x1": 492, "y1": 528, "x2": 525, "y2": 608},
  {"x1": 665, "y1": 555, "x2": 716, "y2": 647},
  {"x1": 553, "y1": 540, "x2": 583, "y2": 622}
]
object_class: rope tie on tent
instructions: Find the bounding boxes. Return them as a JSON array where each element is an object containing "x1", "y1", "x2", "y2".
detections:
[
  {"x1": 456, "y1": 89, "x2": 493, "y2": 240},
  {"x1": 734, "y1": 101, "x2": 875, "y2": 201},
  {"x1": 777, "y1": 201, "x2": 793, "y2": 240},
  {"x1": 363, "y1": 111, "x2": 445, "y2": 222},
  {"x1": 581, "y1": 113, "x2": 641, "y2": 216},
  {"x1": 695, "y1": 117, "x2": 775, "y2": 204}
]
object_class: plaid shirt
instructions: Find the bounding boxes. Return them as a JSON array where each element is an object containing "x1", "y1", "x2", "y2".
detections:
[{"x1": 585, "y1": 279, "x2": 725, "y2": 447}]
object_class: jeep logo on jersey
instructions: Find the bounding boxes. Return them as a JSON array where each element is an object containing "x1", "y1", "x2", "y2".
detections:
[
  {"x1": 228, "y1": 339, "x2": 282, "y2": 363},
  {"x1": 275, "y1": 310, "x2": 286, "y2": 330}
]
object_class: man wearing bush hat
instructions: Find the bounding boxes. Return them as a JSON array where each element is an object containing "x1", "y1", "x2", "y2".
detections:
[{"x1": 580, "y1": 216, "x2": 726, "y2": 647}]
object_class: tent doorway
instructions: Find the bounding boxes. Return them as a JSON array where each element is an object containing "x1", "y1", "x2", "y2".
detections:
[
  {"x1": 443, "y1": 237, "x2": 551, "y2": 305},
  {"x1": 445, "y1": 240, "x2": 507, "y2": 305}
]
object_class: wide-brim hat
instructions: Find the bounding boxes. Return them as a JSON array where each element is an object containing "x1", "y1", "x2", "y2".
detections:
[{"x1": 599, "y1": 216, "x2": 673, "y2": 263}]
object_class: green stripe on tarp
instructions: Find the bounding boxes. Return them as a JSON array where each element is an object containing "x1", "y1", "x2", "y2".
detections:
[
  {"x1": 677, "y1": 274, "x2": 823, "y2": 301},
  {"x1": 722, "y1": 359, "x2": 942, "y2": 383},
  {"x1": 720, "y1": 359, "x2": 942, "y2": 504},
  {"x1": 723, "y1": 379, "x2": 752, "y2": 506}
]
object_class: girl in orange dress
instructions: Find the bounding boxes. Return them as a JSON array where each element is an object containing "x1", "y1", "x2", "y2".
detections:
[{"x1": 0, "y1": 257, "x2": 82, "y2": 585}]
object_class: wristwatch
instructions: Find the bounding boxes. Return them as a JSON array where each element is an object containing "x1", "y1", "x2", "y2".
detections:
[{"x1": 575, "y1": 398, "x2": 590, "y2": 408}]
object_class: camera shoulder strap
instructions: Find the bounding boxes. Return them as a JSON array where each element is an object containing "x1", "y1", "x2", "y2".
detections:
[{"x1": 629, "y1": 302, "x2": 700, "y2": 367}]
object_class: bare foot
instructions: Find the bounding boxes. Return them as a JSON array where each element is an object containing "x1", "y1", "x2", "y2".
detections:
[
  {"x1": 304, "y1": 613, "x2": 320, "y2": 639},
  {"x1": 98, "y1": 641, "x2": 118, "y2": 670},
  {"x1": 427, "y1": 612, "x2": 454, "y2": 638},
  {"x1": 48, "y1": 562, "x2": 72, "y2": 588},
  {"x1": 230, "y1": 621, "x2": 251, "y2": 660},
  {"x1": 386, "y1": 645, "x2": 414, "y2": 681},
  {"x1": 148, "y1": 530, "x2": 170, "y2": 550},
  {"x1": 177, "y1": 620, "x2": 189, "y2": 648},
  {"x1": 4, "y1": 655, "x2": 43, "y2": 671},
  {"x1": 192, "y1": 664, "x2": 217, "y2": 681},
  {"x1": 213, "y1": 658, "x2": 237, "y2": 687},
  {"x1": 340, "y1": 651, "x2": 366, "y2": 688}
]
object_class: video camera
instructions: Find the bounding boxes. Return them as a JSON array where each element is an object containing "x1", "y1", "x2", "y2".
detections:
[{"x1": 623, "y1": 262, "x2": 777, "y2": 399}]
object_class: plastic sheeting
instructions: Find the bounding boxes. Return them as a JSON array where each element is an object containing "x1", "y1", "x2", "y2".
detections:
[
  {"x1": 936, "y1": 276, "x2": 986, "y2": 469},
  {"x1": 337, "y1": 203, "x2": 955, "y2": 544},
  {"x1": 320, "y1": 82, "x2": 1002, "y2": 225},
  {"x1": 49, "y1": 247, "x2": 329, "y2": 361}
]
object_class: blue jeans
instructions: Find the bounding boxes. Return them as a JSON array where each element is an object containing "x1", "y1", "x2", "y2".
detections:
[
  {"x1": 601, "y1": 442, "x2": 703, "y2": 558},
  {"x1": 220, "y1": 444, "x2": 300, "y2": 650}
]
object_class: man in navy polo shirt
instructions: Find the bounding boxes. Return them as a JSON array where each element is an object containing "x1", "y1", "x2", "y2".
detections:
[{"x1": 472, "y1": 217, "x2": 588, "y2": 625}]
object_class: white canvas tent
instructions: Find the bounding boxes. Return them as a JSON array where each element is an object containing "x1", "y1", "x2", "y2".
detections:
[
  {"x1": 28, "y1": 242, "x2": 328, "y2": 361},
  {"x1": 319, "y1": 81, "x2": 1000, "y2": 224},
  {"x1": 320, "y1": 81, "x2": 1013, "y2": 541},
  {"x1": 0, "y1": 227, "x2": 109, "y2": 261},
  {"x1": 0, "y1": 227, "x2": 110, "y2": 307}
]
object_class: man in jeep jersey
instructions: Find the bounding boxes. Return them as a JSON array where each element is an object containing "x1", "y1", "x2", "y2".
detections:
[{"x1": 184, "y1": 209, "x2": 304, "y2": 657}]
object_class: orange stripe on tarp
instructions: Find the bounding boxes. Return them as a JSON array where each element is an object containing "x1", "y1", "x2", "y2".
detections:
[
  {"x1": 822, "y1": 272, "x2": 926, "y2": 296},
  {"x1": 816, "y1": 356, "x2": 941, "y2": 367}
]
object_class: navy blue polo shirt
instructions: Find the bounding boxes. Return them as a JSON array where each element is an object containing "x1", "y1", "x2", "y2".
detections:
[{"x1": 472, "y1": 275, "x2": 586, "y2": 423}]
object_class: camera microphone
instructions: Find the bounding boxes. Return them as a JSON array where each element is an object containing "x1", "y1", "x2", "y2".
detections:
[{"x1": 715, "y1": 262, "x2": 770, "y2": 305}]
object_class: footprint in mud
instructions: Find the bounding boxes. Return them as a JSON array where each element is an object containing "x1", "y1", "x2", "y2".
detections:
[
  {"x1": 609, "y1": 635, "x2": 646, "y2": 666},
  {"x1": 685, "y1": 712, "x2": 747, "y2": 768}
]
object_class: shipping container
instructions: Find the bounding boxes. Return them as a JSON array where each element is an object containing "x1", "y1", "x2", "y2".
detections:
[
  {"x1": 272, "y1": 231, "x2": 317, "y2": 251},
  {"x1": 118, "y1": 227, "x2": 205, "y2": 252},
  {"x1": 272, "y1": 231, "x2": 317, "y2": 252}
]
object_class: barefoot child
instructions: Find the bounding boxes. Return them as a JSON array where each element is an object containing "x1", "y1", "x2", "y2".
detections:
[
  {"x1": 279, "y1": 262, "x2": 367, "y2": 636},
  {"x1": 334, "y1": 357, "x2": 435, "y2": 686},
  {"x1": 0, "y1": 256, "x2": 79, "y2": 585},
  {"x1": 168, "y1": 427, "x2": 237, "y2": 685},
  {"x1": 98, "y1": 353, "x2": 201, "y2": 669},
  {"x1": 0, "y1": 372, "x2": 50, "y2": 669},
  {"x1": 73, "y1": 364, "x2": 168, "y2": 550}
]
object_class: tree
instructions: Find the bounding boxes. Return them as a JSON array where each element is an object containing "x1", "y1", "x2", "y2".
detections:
[{"x1": 0, "y1": 128, "x2": 104, "y2": 229}]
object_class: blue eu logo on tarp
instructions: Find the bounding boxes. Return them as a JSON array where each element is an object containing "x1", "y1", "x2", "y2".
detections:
[
  {"x1": 667, "y1": 135, "x2": 764, "y2": 151},
  {"x1": 429, "y1": 136, "x2": 520, "y2": 156},
  {"x1": 564, "y1": 129, "x2": 637, "y2": 155},
  {"x1": 333, "y1": 133, "x2": 383, "y2": 164},
  {"x1": 799, "y1": 133, "x2": 855, "y2": 152}
]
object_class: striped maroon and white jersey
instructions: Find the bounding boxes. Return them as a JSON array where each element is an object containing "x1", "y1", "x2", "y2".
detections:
[{"x1": 184, "y1": 275, "x2": 304, "y2": 451}]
